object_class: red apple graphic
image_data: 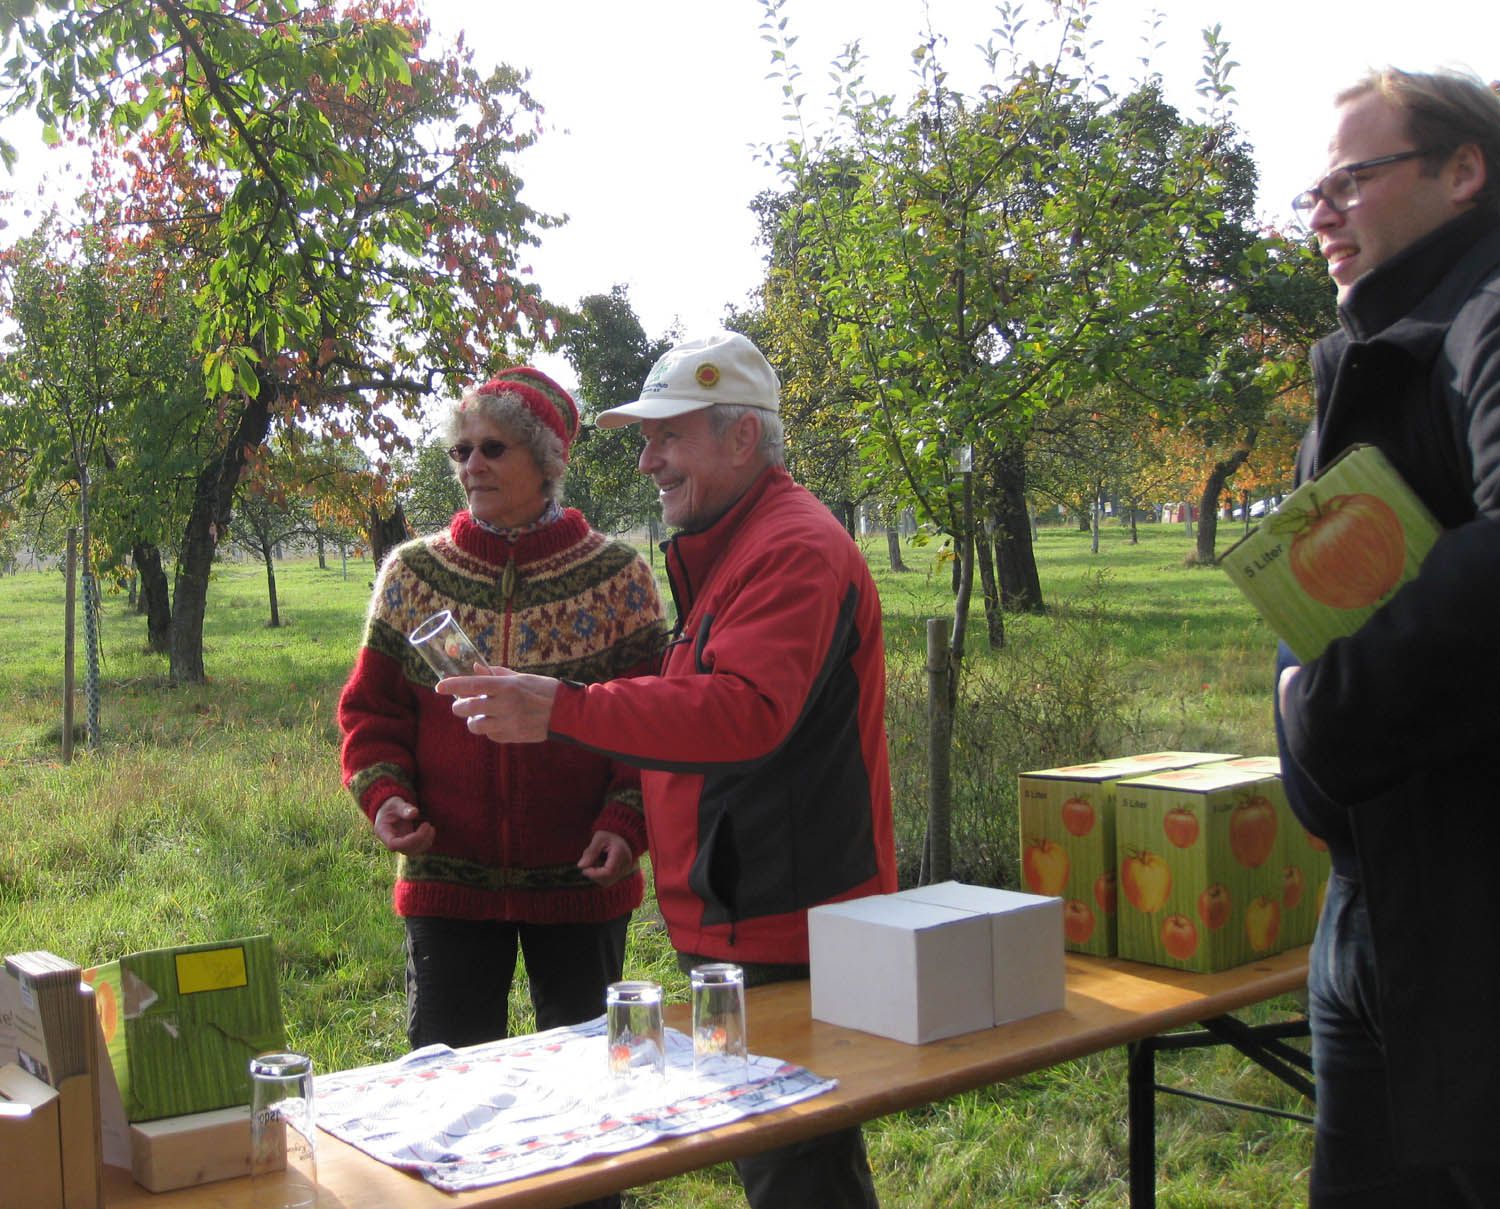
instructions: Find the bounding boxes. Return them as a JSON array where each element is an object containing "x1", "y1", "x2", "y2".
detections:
[
  {"x1": 1161, "y1": 913, "x2": 1199, "y2": 960},
  {"x1": 1093, "y1": 870, "x2": 1117, "y2": 915},
  {"x1": 1229, "y1": 796, "x2": 1278, "y2": 869},
  {"x1": 1162, "y1": 807, "x2": 1199, "y2": 849},
  {"x1": 1121, "y1": 850, "x2": 1171, "y2": 914},
  {"x1": 1287, "y1": 491, "x2": 1405, "y2": 609},
  {"x1": 1196, "y1": 882, "x2": 1232, "y2": 931},
  {"x1": 1282, "y1": 864, "x2": 1306, "y2": 910},
  {"x1": 1060, "y1": 796, "x2": 1095, "y2": 837},
  {"x1": 1245, "y1": 895, "x2": 1282, "y2": 952},
  {"x1": 1063, "y1": 898, "x2": 1095, "y2": 944},
  {"x1": 1022, "y1": 838, "x2": 1069, "y2": 897},
  {"x1": 1305, "y1": 830, "x2": 1329, "y2": 853}
]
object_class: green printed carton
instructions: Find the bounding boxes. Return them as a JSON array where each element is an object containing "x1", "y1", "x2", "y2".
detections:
[
  {"x1": 1199, "y1": 757, "x2": 1331, "y2": 949},
  {"x1": 1220, "y1": 443, "x2": 1441, "y2": 662},
  {"x1": 1018, "y1": 752, "x2": 1236, "y2": 956},
  {"x1": 1114, "y1": 765, "x2": 1288, "y2": 973},
  {"x1": 83, "y1": 935, "x2": 285, "y2": 1122}
]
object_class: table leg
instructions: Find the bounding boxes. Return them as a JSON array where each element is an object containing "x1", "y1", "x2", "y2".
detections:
[
  {"x1": 1127, "y1": 1036, "x2": 1159, "y2": 1209},
  {"x1": 1125, "y1": 1015, "x2": 1313, "y2": 1209}
]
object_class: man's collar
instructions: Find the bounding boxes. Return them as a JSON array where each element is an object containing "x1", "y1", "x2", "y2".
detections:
[{"x1": 1338, "y1": 208, "x2": 1500, "y2": 341}]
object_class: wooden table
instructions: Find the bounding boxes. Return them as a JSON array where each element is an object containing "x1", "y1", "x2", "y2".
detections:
[{"x1": 102, "y1": 947, "x2": 1310, "y2": 1209}]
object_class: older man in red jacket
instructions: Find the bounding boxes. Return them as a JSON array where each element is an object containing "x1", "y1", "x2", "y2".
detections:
[{"x1": 442, "y1": 330, "x2": 897, "y2": 1208}]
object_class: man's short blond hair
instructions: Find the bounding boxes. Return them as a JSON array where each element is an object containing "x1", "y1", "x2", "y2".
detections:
[{"x1": 1339, "y1": 68, "x2": 1500, "y2": 217}]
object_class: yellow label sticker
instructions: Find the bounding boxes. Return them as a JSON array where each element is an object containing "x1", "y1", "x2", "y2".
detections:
[{"x1": 175, "y1": 946, "x2": 249, "y2": 996}]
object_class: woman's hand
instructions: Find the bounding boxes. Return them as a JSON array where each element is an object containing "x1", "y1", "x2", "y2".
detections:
[
  {"x1": 373, "y1": 796, "x2": 436, "y2": 855},
  {"x1": 577, "y1": 830, "x2": 636, "y2": 886}
]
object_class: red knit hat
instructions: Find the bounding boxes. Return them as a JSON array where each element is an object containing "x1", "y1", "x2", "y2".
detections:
[{"x1": 474, "y1": 367, "x2": 580, "y2": 456}]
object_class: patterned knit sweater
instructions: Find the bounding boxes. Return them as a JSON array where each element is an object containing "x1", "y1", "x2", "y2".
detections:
[{"x1": 338, "y1": 509, "x2": 667, "y2": 924}]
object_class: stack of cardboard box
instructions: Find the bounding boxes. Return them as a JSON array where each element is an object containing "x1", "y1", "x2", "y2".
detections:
[{"x1": 0, "y1": 951, "x2": 102, "y2": 1209}]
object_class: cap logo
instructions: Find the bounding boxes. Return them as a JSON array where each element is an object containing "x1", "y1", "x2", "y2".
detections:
[
  {"x1": 640, "y1": 355, "x2": 675, "y2": 395},
  {"x1": 695, "y1": 364, "x2": 721, "y2": 388}
]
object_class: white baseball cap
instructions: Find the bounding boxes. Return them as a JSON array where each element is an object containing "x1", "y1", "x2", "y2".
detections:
[{"x1": 595, "y1": 331, "x2": 780, "y2": 428}]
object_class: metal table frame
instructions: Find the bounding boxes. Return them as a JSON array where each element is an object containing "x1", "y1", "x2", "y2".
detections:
[{"x1": 1128, "y1": 1014, "x2": 1314, "y2": 1207}]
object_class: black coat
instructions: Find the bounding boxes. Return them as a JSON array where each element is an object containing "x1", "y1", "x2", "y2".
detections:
[{"x1": 1277, "y1": 208, "x2": 1500, "y2": 1165}]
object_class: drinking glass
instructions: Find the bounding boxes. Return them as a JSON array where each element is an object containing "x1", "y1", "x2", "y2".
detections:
[
  {"x1": 690, "y1": 963, "x2": 748, "y2": 1078},
  {"x1": 605, "y1": 980, "x2": 665, "y2": 1085},
  {"x1": 407, "y1": 609, "x2": 488, "y2": 679},
  {"x1": 249, "y1": 1051, "x2": 318, "y2": 1208}
]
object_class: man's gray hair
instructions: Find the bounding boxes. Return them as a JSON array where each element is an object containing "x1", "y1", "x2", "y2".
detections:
[{"x1": 707, "y1": 404, "x2": 786, "y2": 469}]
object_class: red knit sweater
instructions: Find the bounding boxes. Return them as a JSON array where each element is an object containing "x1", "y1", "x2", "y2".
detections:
[{"x1": 338, "y1": 509, "x2": 666, "y2": 924}]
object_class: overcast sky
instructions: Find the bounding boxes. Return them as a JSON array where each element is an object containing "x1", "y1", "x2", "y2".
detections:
[
  {"x1": 3, "y1": 0, "x2": 1496, "y2": 400},
  {"x1": 421, "y1": 0, "x2": 1497, "y2": 350}
]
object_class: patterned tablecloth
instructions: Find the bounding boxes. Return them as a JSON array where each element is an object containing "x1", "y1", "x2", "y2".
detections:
[{"x1": 314, "y1": 1018, "x2": 837, "y2": 1192}]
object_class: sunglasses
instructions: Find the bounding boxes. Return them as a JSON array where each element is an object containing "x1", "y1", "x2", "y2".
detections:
[{"x1": 447, "y1": 439, "x2": 509, "y2": 463}]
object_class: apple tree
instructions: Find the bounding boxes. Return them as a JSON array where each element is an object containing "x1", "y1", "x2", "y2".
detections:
[
  {"x1": 557, "y1": 286, "x2": 671, "y2": 538},
  {"x1": 1, "y1": 0, "x2": 557, "y2": 682},
  {"x1": 760, "y1": 1, "x2": 1266, "y2": 653}
]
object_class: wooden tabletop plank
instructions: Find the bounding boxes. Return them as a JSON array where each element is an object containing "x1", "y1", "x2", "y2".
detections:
[{"x1": 102, "y1": 947, "x2": 1308, "y2": 1209}]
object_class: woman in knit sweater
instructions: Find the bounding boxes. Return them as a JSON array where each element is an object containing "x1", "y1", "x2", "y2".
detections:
[{"x1": 338, "y1": 367, "x2": 667, "y2": 1051}]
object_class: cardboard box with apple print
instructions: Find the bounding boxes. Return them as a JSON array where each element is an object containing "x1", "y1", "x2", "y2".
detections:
[
  {"x1": 1198, "y1": 757, "x2": 1331, "y2": 950},
  {"x1": 1018, "y1": 752, "x2": 1237, "y2": 957},
  {"x1": 1113, "y1": 765, "x2": 1288, "y2": 973},
  {"x1": 1220, "y1": 443, "x2": 1441, "y2": 663}
]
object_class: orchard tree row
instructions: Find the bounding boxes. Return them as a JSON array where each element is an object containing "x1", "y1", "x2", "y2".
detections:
[
  {"x1": 0, "y1": 0, "x2": 557, "y2": 684},
  {"x1": 736, "y1": 0, "x2": 1334, "y2": 656},
  {"x1": 1, "y1": 0, "x2": 1337, "y2": 707}
]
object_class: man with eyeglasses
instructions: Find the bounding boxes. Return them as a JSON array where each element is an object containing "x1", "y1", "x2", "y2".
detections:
[{"x1": 1276, "y1": 68, "x2": 1500, "y2": 1208}]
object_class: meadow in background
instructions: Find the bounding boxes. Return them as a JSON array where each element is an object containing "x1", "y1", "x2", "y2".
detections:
[{"x1": 0, "y1": 519, "x2": 1309, "y2": 1207}]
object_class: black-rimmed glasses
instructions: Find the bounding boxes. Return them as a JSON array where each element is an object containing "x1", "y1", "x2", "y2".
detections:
[
  {"x1": 1291, "y1": 149, "x2": 1431, "y2": 228},
  {"x1": 447, "y1": 439, "x2": 509, "y2": 462}
]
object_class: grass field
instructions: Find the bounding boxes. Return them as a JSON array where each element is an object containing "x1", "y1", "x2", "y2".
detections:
[{"x1": 0, "y1": 519, "x2": 1312, "y2": 1207}]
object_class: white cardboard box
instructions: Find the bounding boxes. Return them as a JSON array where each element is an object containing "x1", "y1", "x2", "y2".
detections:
[
  {"x1": 895, "y1": 881, "x2": 1065, "y2": 1025},
  {"x1": 809, "y1": 896, "x2": 994, "y2": 1044}
]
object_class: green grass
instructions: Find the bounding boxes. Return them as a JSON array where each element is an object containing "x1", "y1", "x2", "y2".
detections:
[{"x1": 0, "y1": 523, "x2": 1310, "y2": 1206}]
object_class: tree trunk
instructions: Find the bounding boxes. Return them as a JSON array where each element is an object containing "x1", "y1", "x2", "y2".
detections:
[
  {"x1": 170, "y1": 388, "x2": 273, "y2": 684},
  {"x1": 262, "y1": 540, "x2": 281, "y2": 628},
  {"x1": 316, "y1": 533, "x2": 327, "y2": 570},
  {"x1": 132, "y1": 541, "x2": 171, "y2": 654},
  {"x1": 923, "y1": 617, "x2": 953, "y2": 885},
  {"x1": 949, "y1": 474, "x2": 976, "y2": 706},
  {"x1": 885, "y1": 526, "x2": 908, "y2": 572},
  {"x1": 1193, "y1": 449, "x2": 1251, "y2": 565},
  {"x1": 991, "y1": 442, "x2": 1044, "y2": 613},
  {"x1": 368, "y1": 501, "x2": 410, "y2": 569},
  {"x1": 837, "y1": 500, "x2": 856, "y2": 541},
  {"x1": 974, "y1": 522, "x2": 1003, "y2": 650}
]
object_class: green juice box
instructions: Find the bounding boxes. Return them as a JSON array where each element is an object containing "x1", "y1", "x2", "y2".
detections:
[
  {"x1": 1114, "y1": 765, "x2": 1289, "y2": 973},
  {"x1": 1018, "y1": 752, "x2": 1236, "y2": 956},
  {"x1": 1219, "y1": 443, "x2": 1441, "y2": 663},
  {"x1": 1196, "y1": 757, "x2": 1331, "y2": 949}
]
